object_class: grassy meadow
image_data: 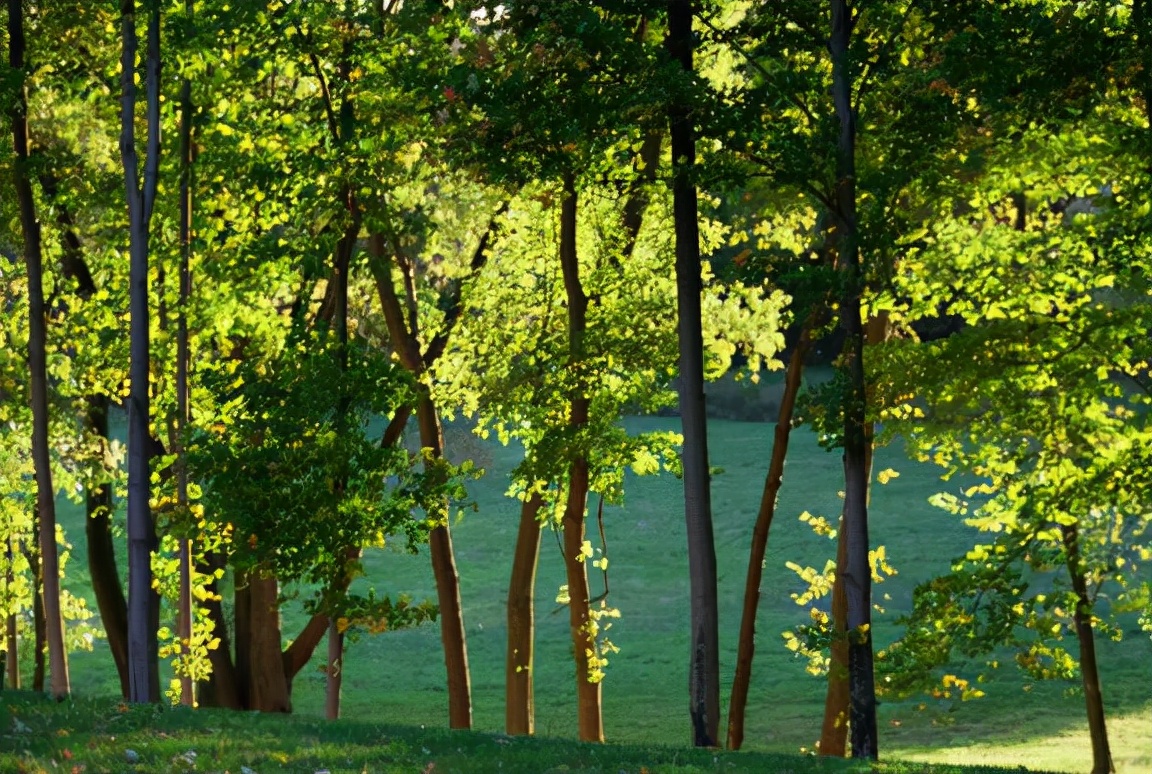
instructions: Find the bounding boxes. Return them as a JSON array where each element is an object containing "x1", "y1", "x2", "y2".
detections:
[{"x1": 19, "y1": 402, "x2": 1152, "y2": 772}]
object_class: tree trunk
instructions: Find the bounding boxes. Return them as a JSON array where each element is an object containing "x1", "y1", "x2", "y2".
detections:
[
  {"x1": 84, "y1": 397, "x2": 131, "y2": 698},
  {"x1": 197, "y1": 554, "x2": 241, "y2": 709},
  {"x1": 233, "y1": 571, "x2": 252, "y2": 708},
  {"x1": 8, "y1": 0, "x2": 71, "y2": 701},
  {"x1": 120, "y1": 0, "x2": 162, "y2": 704},
  {"x1": 830, "y1": 0, "x2": 879, "y2": 759},
  {"x1": 726, "y1": 325, "x2": 814, "y2": 750},
  {"x1": 1062, "y1": 523, "x2": 1114, "y2": 774},
  {"x1": 5, "y1": 536, "x2": 19, "y2": 689},
  {"x1": 557, "y1": 174, "x2": 604, "y2": 743},
  {"x1": 506, "y1": 492, "x2": 545, "y2": 735},
  {"x1": 25, "y1": 537, "x2": 45, "y2": 691},
  {"x1": 174, "y1": 20, "x2": 196, "y2": 707},
  {"x1": 667, "y1": 0, "x2": 721, "y2": 747},
  {"x1": 247, "y1": 572, "x2": 291, "y2": 712},
  {"x1": 417, "y1": 396, "x2": 474, "y2": 729}
]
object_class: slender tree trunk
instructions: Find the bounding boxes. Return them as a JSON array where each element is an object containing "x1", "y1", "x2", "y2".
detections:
[
  {"x1": 820, "y1": 313, "x2": 886, "y2": 756},
  {"x1": 820, "y1": 513, "x2": 851, "y2": 756},
  {"x1": 667, "y1": 0, "x2": 721, "y2": 747},
  {"x1": 5, "y1": 536, "x2": 19, "y2": 689},
  {"x1": 726, "y1": 325, "x2": 814, "y2": 750},
  {"x1": 416, "y1": 396, "x2": 474, "y2": 729},
  {"x1": 84, "y1": 397, "x2": 131, "y2": 698},
  {"x1": 24, "y1": 537, "x2": 45, "y2": 691},
  {"x1": 8, "y1": 0, "x2": 70, "y2": 701},
  {"x1": 830, "y1": 0, "x2": 878, "y2": 759},
  {"x1": 506, "y1": 492, "x2": 545, "y2": 735},
  {"x1": 556, "y1": 174, "x2": 604, "y2": 743},
  {"x1": 1061, "y1": 523, "x2": 1114, "y2": 774},
  {"x1": 325, "y1": 619, "x2": 344, "y2": 720},
  {"x1": 120, "y1": 0, "x2": 162, "y2": 704}
]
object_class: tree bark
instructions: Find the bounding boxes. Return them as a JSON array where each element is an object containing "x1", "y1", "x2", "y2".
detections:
[
  {"x1": 196, "y1": 554, "x2": 241, "y2": 709},
  {"x1": 175, "y1": 16, "x2": 196, "y2": 707},
  {"x1": 667, "y1": 0, "x2": 721, "y2": 747},
  {"x1": 506, "y1": 492, "x2": 545, "y2": 735},
  {"x1": 1062, "y1": 523, "x2": 1114, "y2": 774},
  {"x1": 830, "y1": 0, "x2": 879, "y2": 759},
  {"x1": 85, "y1": 398, "x2": 130, "y2": 698},
  {"x1": 120, "y1": 0, "x2": 162, "y2": 704},
  {"x1": 556, "y1": 174, "x2": 605, "y2": 743},
  {"x1": 8, "y1": 0, "x2": 70, "y2": 700},
  {"x1": 726, "y1": 324, "x2": 814, "y2": 750},
  {"x1": 820, "y1": 313, "x2": 887, "y2": 756},
  {"x1": 4, "y1": 536, "x2": 17, "y2": 689},
  {"x1": 247, "y1": 572, "x2": 290, "y2": 712},
  {"x1": 325, "y1": 618, "x2": 344, "y2": 720},
  {"x1": 23, "y1": 537, "x2": 45, "y2": 691}
]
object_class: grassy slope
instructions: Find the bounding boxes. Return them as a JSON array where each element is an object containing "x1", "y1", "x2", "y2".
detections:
[
  {"x1": 42, "y1": 413, "x2": 1152, "y2": 773},
  {"x1": 0, "y1": 691, "x2": 1060, "y2": 774}
]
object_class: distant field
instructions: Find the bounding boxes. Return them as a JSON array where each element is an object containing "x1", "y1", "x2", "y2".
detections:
[{"x1": 48, "y1": 410, "x2": 1152, "y2": 773}]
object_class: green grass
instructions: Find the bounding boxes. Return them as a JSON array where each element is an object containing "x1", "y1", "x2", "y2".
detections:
[
  {"x1": 0, "y1": 691, "x2": 1061, "y2": 773},
  {"x1": 29, "y1": 411, "x2": 1152, "y2": 773}
]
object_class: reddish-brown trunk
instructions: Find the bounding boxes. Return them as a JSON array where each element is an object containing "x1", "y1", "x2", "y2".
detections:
[
  {"x1": 557, "y1": 175, "x2": 604, "y2": 742},
  {"x1": 417, "y1": 396, "x2": 474, "y2": 729},
  {"x1": 506, "y1": 492, "x2": 545, "y2": 735},
  {"x1": 726, "y1": 326, "x2": 814, "y2": 750},
  {"x1": 197, "y1": 555, "x2": 241, "y2": 709}
]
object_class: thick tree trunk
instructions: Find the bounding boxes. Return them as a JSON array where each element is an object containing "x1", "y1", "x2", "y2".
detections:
[
  {"x1": 726, "y1": 326, "x2": 814, "y2": 750},
  {"x1": 557, "y1": 175, "x2": 604, "y2": 743},
  {"x1": 9, "y1": 0, "x2": 71, "y2": 701},
  {"x1": 233, "y1": 572, "x2": 252, "y2": 708},
  {"x1": 1062, "y1": 524, "x2": 1114, "y2": 774},
  {"x1": 120, "y1": 0, "x2": 162, "y2": 704},
  {"x1": 506, "y1": 492, "x2": 545, "y2": 735},
  {"x1": 667, "y1": 0, "x2": 721, "y2": 747},
  {"x1": 197, "y1": 555, "x2": 241, "y2": 709},
  {"x1": 830, "y1": 0, "x2": 879, "y2": 759},
  {"x1": 84, "y1": 398, "x2": 131, "y2": 698},
  {"x1": 247, "y1": 573, "x2": 291, "y2": 712}
]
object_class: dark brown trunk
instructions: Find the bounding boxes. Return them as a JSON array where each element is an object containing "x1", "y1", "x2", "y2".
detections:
[
  {"x1": 85, "y1": 397, "x2": 131, "y2": 698},
  {"x1": 246, "y1": 573, "x2": 290, "y2": 712},
  {"x1": 24, "y1": 538, "x2": 45, "y2": 691},
  {"x1": 4, "y1": 536, "x2": 17, "y2": 689},
  {"x1": 233, "y1": 571, "x2": 252, "y2": 708},
  {"x1": 830, "y1": 1, "x2": 878, "y2": 759},
  {"x1": 197, "y1": 555, "x2": 241, "y2": 708},
  {"x1": 726, "y1": 325, "x2": 814, "y2": 750},
  {"x1": 9, "y1": 0, "x2": 70, "y2": 701},
  {"x1": 668, "y1": 0, "x2": 721, "y2": 747},
  {"x1": 120, "y1": 0, "x2": 162, "y2": 704},
  {"x1": 557, "y1": 175, "x2": 604, "y2": 742},
  {"x1": 506, "y1": 492, "x2": 545, "y2": 735},
  {"x1": 1062, "y1": 524, "x2": 1114, "y2": 774}
]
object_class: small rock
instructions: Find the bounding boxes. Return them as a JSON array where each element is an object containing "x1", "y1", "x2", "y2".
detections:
[
  {"x1": 125, "y1": 749, "x2": 140, "y2": 764},
  {"x1": 241, "y1": 767, "x2": 257, "y2": 774},
  {"x1": 11, "y1": 718, "x2": 31, "y2": 734}
]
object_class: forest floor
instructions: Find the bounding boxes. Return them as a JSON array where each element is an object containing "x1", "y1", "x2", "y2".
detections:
[{"x1": 38, "y1": 401, "x2": 1152, "y2": 773}]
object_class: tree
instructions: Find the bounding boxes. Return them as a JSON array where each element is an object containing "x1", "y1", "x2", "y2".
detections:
[
  {"x1": 7, "y1": 0, "x2": 70, "y2": 701},
  {"x1": 666, "y1": 0, "x2": 721, "y2": 748}
]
